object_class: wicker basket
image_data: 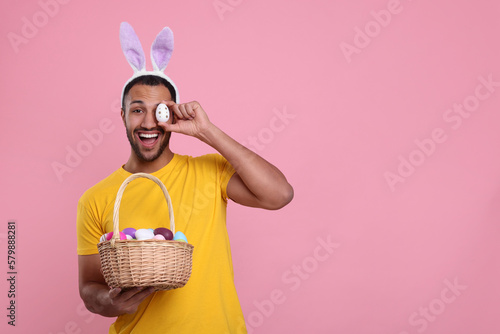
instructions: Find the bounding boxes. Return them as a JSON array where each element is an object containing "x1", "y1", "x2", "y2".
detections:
[{"x1": 97, "y1": 173, "x2": 194, "y2": 291}]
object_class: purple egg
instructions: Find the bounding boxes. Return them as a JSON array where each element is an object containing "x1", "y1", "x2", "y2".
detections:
[
  {"x1": 122, "y1": 228, "x2": 137, "y2": 239},
  {"x1": 154, "y1": 227, "x2": 173, "y2": 240}
]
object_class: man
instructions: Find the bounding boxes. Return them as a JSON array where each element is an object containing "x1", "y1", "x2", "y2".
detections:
[{"x1": 77, "y1": 23, "x2": 293, "y2": 334}]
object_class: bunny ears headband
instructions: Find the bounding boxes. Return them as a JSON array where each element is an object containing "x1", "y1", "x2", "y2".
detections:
[{"x1": 120, "y1": 22, "x2": 179, "y2": 104}]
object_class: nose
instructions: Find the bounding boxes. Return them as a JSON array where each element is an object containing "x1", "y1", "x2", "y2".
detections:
[{"x1": 141, "y1": 109, "x2": 157, "y2": 129}]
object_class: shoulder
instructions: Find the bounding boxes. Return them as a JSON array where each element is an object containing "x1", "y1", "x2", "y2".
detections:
[
  {"x1": 190, "y1": 154, "x2": 233, "y2": 176},
  {"x1": 78, "y1": 168, "x2": 127, "y2": 206},
  {"x1": 175, "y1": 153, "x2": 228, "y2": 169}
]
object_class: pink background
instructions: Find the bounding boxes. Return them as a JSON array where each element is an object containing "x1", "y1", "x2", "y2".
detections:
[{"x1": 1, "y1": 0, "x2": 500, "y2": 333}]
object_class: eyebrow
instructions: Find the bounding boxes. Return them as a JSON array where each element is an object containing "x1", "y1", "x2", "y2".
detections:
[{"x1": 129, "y1": 100, "x2": 144, "y2": 105}]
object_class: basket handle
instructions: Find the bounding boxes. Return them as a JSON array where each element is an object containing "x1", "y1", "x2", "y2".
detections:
[{"x1": 111, "y1": 173, "x2": 175, "y2": 247}]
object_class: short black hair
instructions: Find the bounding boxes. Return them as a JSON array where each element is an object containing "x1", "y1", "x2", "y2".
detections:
[{"x1": 122, "y1": 75, "x2": 177, "y2": 108}]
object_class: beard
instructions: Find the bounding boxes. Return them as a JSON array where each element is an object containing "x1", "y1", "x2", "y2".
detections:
[{"x1": 126, "y1": 127, "x2": 171, "y2": 162}]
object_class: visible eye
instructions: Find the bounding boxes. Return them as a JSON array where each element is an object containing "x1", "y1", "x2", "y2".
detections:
[{"x1": 131, "y1": 109, "x2": 143, "y2": 113}]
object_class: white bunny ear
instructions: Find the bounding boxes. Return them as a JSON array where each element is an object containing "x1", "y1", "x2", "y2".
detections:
[
  {"x1": 151, "y1": 27, "x2": 174, "y2": 72},
  {"x1": 119, "y1": 22, "x2": 146, "y2": 72}
]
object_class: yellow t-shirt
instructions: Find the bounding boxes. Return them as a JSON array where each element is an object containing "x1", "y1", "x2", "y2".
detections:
[{"x1": 76, "y1": 154, "x2": 247, "y2": 334}]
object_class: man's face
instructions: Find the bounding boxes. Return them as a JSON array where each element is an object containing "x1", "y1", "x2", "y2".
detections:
[{"x1": 121, "y1": 84, "x2": 173, "y2": 162}]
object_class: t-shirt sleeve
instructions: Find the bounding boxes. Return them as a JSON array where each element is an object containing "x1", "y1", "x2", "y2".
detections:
[
  {"x1": 76, "y1": 194, "x2": 105, "y2": 255},
  {"x1": 213, "y1": 154, "x2": 236, "y2": 201}
]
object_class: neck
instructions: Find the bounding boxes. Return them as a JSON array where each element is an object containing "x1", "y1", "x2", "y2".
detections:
[{"x1": 123, "y1": 148, "x2": 175, "y2": 174}]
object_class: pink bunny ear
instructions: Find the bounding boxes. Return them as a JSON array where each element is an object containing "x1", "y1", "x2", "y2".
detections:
[
  {"x1": 119, "y1": 22, "x2": 146, "y2": 72},
  {"x1": 151, "y1": 27, "x2": 174, "y2": 72}
]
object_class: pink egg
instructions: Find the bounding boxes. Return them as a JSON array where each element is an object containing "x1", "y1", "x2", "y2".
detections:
[
  {"x1": 153, "y1": 234, "x2": 166, "y2": 240},
  {"x1": 105, "y1": 232, "x2": 127, "y2": 240}
]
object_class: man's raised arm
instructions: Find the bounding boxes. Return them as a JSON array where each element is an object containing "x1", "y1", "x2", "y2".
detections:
[{"x1": 161, "y1": 100, "x2": 294, "y2": 210}]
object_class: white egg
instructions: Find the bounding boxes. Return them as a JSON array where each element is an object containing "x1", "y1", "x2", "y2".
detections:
[
  {"x1": 135, "y1": 229, "x2": 155, "y2": 240},
  {"x1": 156, "y1": 103, "x2": 170, "y2": 123},
  {"x1": 99, "y1": 234, "x2": 107, "y2": 242}
]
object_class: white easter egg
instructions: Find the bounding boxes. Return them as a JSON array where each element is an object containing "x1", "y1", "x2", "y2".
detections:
[
  {"x1": 156, "y1": 103, "x2": 170, "y2": 123},
  {"x1": 135, "y1": 229, "x2": 155, "y2": 240}
]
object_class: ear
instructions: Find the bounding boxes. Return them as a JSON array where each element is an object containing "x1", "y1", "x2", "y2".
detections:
[
  {"x1": 120, "y1": 22, "x2": 146, "y2": 72},
  {"x1": 151, "y1": 27, "x2": 174, "y2": 72},
  {"x1": 121, "y1": 108, "x2": 126, "y2": 126}
]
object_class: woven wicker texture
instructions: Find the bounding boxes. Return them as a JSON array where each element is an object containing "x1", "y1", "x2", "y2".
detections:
[{"x1": 97, "y1": 173, "x2": 194, "y2": 291}]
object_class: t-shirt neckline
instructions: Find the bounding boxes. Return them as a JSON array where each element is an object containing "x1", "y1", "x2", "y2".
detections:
[{"x1": 118, "y1": 153, "x2": 180, "y2": 177}]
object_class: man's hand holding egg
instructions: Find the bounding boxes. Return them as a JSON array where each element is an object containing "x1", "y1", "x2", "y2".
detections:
[{"x1": 157, "y1": 100, "x2": 213, "y2": 142}]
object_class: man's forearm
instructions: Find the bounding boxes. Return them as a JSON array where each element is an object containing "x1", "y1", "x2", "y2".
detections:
[
  {"x1": 198, "y1": 124, "x2": 293, "y2": 209},
  {"x1": 80, "y1": 282, "x2": 123, "y2": 317},
  {"x1": 159, "y1": 100, "x2": 293, "y2": 209},
  {"x1": 80, "y1": 282, "x2": 155, "y2": 317}
]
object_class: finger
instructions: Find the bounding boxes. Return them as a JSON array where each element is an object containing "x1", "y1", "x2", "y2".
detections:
[
  {"x1": 122, "y1": 287, "x2": 155, "y2": 306},
  {"x1": 185, "y1": 103, "x2": 195, "y2": 118},
  {"x1": 159, "y1": 122, "x2": 181, "y2": 134},
  {"x1": 163, "y1": 100, "x2": 176, "y2": 108},
  {"x1": 170, "y1": 103, "x2": 185, "y2": 120},
  {"x1": 134, "y1": 287, "x2": 155, "y2": 301},
  {"x1": 178, "y1": 104, "x2": 191, "y2": 119},
  {"x1": 108, "y1": 287, "x2": 122, "y2": 299},
  {"x1": 111, "y1": 287, "x2": 142, "y2": 303}
]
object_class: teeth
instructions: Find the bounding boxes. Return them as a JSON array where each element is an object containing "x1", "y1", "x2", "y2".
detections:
[{"x1": 139, "y1": 133, "x2": 159, "y2": 138}]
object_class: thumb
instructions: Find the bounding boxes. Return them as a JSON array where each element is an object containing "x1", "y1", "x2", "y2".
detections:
[
  {"x1": 160, "y1": 122, "x2": 181, "y2": 134},
  {"x1": 109, "y1": 287, "x2": 122, "y2": 299},
  {"x1": 163, "y1": 100, "x2": 176, "y2": 108}
]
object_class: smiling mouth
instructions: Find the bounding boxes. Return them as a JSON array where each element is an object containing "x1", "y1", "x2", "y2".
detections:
[{"x1": 137, "y1": 132, "x2": 160, "y2": 147}]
